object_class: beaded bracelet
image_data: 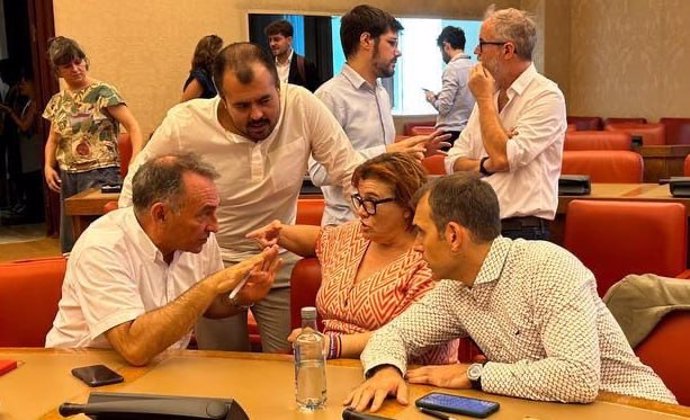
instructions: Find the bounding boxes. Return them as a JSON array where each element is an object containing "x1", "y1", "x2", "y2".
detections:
[{"x1": 326, "y1": 333, "x2": 342, "y2": 359}]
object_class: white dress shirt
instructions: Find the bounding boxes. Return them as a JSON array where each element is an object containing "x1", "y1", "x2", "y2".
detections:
[
  {"x1": 310, "y1": 64, "x2": 395, "y2": 226},
  {"x1": 118, "y1": 84, "x2": 362, "y2": 285},
  {"x1": 445, "y1": 64, "x2": 566, "y2": 220},
  {"x1": 432, "y1": 53, "x2": 475, "y2": 133},
  {"x1": 45, "y1": 207, "x2": 224, "y2": 349},
  {"x1": 276, "y1": 49, "x2": 294, "y2": 83},
  {"x1": 361, "y1": 237, "x2": 677, "y2": 404}
]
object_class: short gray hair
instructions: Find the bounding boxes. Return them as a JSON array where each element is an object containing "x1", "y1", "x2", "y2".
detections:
[
  {"x1": 485, "y1": 7, "x2": 536, "y2": 61},
  {"x1": 132, "y1": 153, "x2": 219, "y2": 213}
]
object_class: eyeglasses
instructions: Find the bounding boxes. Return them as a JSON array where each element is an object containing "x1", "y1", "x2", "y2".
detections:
[
  {"x1": 477, "y1": 39, "x2": 507, "y2": 53},
  {"x1": 351, "y1": 193, "x2": 396, "y2": 216}
]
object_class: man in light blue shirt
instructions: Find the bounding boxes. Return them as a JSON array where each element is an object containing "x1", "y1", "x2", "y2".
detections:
[
  {"x1": 310, "y1": 4, "x2": 447, "y2": 226},
  {"x1": 425, "y1": 26, "x2": 475, "y2": 147}
]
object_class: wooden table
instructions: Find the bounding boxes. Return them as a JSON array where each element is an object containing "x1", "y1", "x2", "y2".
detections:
[
  {"x1": 638, "y1": 145, "x2": 690, "y2": 183},
  {"x1": 63, "y1": 188, "x2": 119, "y2": 241},
  {"x1": 0, "y1": 348, "x2": 688, "y2": 419}
]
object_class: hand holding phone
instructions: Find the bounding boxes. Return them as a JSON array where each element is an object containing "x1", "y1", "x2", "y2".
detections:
[
  {"x1": 71, "y1": 364, "x2": 124, "y2": 387},
  {"x1": 416, "y1": 392, "x2": 499, "y2": 418}
]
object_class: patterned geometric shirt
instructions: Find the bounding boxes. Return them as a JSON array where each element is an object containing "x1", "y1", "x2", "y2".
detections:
[
  {"x1": 316, "y1": 221, "x2": 458, "y2": 365},
  {"x1": 42, "y1": 82, "x2": 124, "y2": 172},
  {"x1": 361, "y1": 237, "x2": 677, "y2": 404}
]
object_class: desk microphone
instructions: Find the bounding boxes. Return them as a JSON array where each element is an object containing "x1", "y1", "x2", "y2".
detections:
[{"x1": 342, "y1": 407, "x2": 395, "y2": 420}]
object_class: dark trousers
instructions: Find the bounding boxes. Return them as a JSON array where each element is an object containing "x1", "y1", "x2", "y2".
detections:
[{"x1": 501, "y1": 216, "x2": 550, "y2": 241}]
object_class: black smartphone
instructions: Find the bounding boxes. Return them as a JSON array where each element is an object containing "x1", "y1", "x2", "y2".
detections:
[
  {"x1": 71, "y1": 364, "x2": 124, "y2": 387},
  {"x1": 416, "y1": 392, "x2": 500, "y2": 418}
]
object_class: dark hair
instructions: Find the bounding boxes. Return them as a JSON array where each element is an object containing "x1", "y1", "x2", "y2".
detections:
[
  {"x1": 264, "y1": 20, "x2": 294, "y2": 38},
  {"x1": 191, "y1": 35, "x2": 223, "y2": 74},
  {"x1": 413, "y1": 173, "x2": 501, "y2": 243},
  {"x1": 47, "y1": 36, "x2": 88, "y2": 72},
  {"x1": 340, "y1": 4, "x2": 403, "y2": 58},
  {"x1": 437, "y1": 26, "x2": 466, "y2": 50},
  {"x1": 212, "y1": 42, "x2": 279, "y2": 97},
  {"x1": 352, "y1": 153, "x2": 427, "y2": 225},
  {"x1": 132, "y1": 153, "x2": 219, "y2": 213}
]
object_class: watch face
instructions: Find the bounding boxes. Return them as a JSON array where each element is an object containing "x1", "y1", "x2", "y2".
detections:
[{"x1": 467, "y1": 363, "x2": 483, "y2": 381}]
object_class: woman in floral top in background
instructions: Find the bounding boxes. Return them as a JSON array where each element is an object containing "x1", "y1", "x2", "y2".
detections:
[{"x1": 42, "y1": 36, "x2": 143, "y2": 252}]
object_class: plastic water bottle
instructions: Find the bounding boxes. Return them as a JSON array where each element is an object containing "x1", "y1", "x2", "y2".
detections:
[{"x1": 294, "y1": 306, "x2": 327, "y2": 410}]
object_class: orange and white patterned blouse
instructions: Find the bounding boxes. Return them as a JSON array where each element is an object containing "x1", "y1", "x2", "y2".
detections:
[{"x1": 315, "y1": 221, "x2": 457, "y2": 365}]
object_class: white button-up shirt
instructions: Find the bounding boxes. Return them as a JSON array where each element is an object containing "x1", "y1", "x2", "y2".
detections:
[
  {"x1": 445, "y1": 64, "x2": 566, "y2": 220},
  {"x1": 276, "y1": 49, "x2": 294, "y2": 83},
  {"x1": 119, "y1": 84, "x2": 362, "y2": 285},
  {"x1": 361, "y1": 237, "x2": 677, "y2": 404},
  {"x1": 309, "y1": 64, "x2": 395, "y2": 226},
  {"x1": 45, "y1": 207, "x2": 224, "y2": 349}
]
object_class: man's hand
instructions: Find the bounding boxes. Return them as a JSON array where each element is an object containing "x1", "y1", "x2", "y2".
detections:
[
  {"x1": 468, "y1": 63, "x2": 497, "y2": 102},
  {"x1": 406, "y1": 363, "x2": 472, "y2": 389},
  {"x1": 246, "y1": 220, "x2": 282, "y2": 248},
  {"x1": 387, "y1": 131, "x2": 451, "y2": 160},
  {"x1": 344, "y1": 366, "x2": 408, "y2": 413},
  {"x1": 233, "y1": 247, "x2": 282, "y2": 306},
  {"x1": 211, "y1": 246, "x2": 279, "y2": 294},
  {"x1": 425, "y1": 90, "x2": 437, "y2": 104},
  {"x1": 44, "y1": 166, "x2": 61, "y2": 192}
]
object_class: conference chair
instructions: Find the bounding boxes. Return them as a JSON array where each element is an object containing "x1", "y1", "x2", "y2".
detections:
[
  {"x1": 289, "y1": 258, "x2": 323, "y2": 330},
  {"x1": 563, "y1": 131, "x2": 632, "y2": 151},
  {"x1": 604, "y1": 117, "x2": 648, "y2": 125},
  {"x1": 117, "y1": 132, "x2": 133, "y2": 178},
  {"x1": 422, "y1": 155, "x2": 446, "y2": 175},
  {"x1": 561, "y1": 150, "x2": 643, "y2": 183},
  {"x1": 402, "y1": 120, "x2": 435, "y2": 136},
  {"x1": 564, "y1": 200, "x2": 687, "y2": 296},
  {"x1": 605, "y1": 122, "x2": 666, "y2": 146},
  {"x1": 659, "y1": 117, "x2": 690, "y2": 145},
  {"x1": 410, "y1": 125, "x2": 436, "y2": 136},
  {"x1": 0, "y1": 257, "x2": 66, "y2": 346},
  {"x1": 567, "y1": 116, "x2": 603, "y2": 131},
  {"x1": 635, "y1": 310, "x2": 690, "y2": 405}
]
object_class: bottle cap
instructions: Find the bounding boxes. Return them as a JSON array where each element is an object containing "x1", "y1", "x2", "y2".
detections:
[{"x1": 301, "y1": 306, "x2": 317, "y2": 320}]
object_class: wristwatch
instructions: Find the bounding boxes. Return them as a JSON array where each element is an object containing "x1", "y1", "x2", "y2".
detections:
[
  {"x1": 228, "y1": 295, "x2": 252, "y2": 310},
  {"x1": 467, "y1": 363, "x2": 485, "y2": 390},
  {"x1": 479, "y1": 157, "x2": 494, "y2": 177}
]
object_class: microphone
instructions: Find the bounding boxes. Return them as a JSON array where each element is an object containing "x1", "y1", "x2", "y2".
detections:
[{"x1": 342, "y1": 407, "x2": 395, "y2": 420}]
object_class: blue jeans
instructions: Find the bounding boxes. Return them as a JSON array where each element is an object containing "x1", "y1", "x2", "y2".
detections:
[{"x1": 60, "y1": 167, "x2": 120, "y2": 253}]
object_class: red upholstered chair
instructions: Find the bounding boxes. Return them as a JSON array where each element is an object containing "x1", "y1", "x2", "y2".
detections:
[
  {"x1": 289, "y1": 258, "x2": 323, "y2": 330},
  {"x1": 684, "y1": 154, "x2": 690, "y2": 176},
  {"x1": 564, "y1": 200, "x2": 687, "y2": 296},
  {"x1": 561, "y1": 150, "x2": 643, "y2": 183},
  {"x1": 422, "y1": 155, "x2": 446, "y2": 175},
  {"x1": 563, "y1": 131, "x2": 632, "y2": 151},
  {"x1": 567, "y1": 116, "x2": 603, "y2": 131},
  {"x1": 605, "y1": 122, "x2": 666, "y2": 146},
  {"x1": 659, "y1": 117, "x2": 690, "y2": 145},
  {"x1": 635, "y1": 310, "x2": 690, "y2": 405},
  {"x1": 296, "y1": 198, "x2": 325, "y2": 225},
  {"x1": 604, "y1": 117, "x2": 648, "y2": 125},
  {"x1": 0, "y1": 257, "x2": 67, "y2": 346},
  {"x1": 410, "y1": 125, "x2": 436, "y2": 136},
  {"x1": 103, "y1": 201, "x2": 119, "y2": 213},
  {"x1": 117, "y1": 132, "x2": 133, "y2": 178},
  {"x1": 566, "y1": 123, "x2": 577, "y2": 133},
  {"x1": 402, "y1": 120, "x2": 435, "y2": 136}
]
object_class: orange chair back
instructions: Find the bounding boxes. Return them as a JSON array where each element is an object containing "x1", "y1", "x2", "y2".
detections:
[
  {"x1": 0, "y1": 257, "x2": 66, "y2": 346},
  {"x1": 564, "y1": 131, "x2": 632, "y2": 151},
  {"x1": 564, "y1": 200, "x2": 687, "y2": 296},
  {"x1": 422, "y1": 155, "x2": 446, "y2": 175},
  {"x1": 410, "y1": 126, "x2": 436, "y2": 136},
  {"x1": 118, "y1": 132, "x2": 133, "y2": 178},
  {"x1": 402, "y1": 120, "x2": 435, "y2": 136},
  {"x1": 561, "y1": 150, "x2": 643, "y2": 183},
  {"x1": 296, "y1": 198, "x2": 325, "y2": 226},
  {"x1": 659, "y1": 117, "x2": 690, "y2": 145},
  {"x1": 605, "y1": 122, "x2": 666, "y2": 146},
  {"x1": 290, "y1": 258, "x2": 323, "y2": 330},
  {"x1": 635, "y1": 310, "x2": 690, "y2": 405},
  {"x1": 567, "y1": 116, "x2": 603, "y2": 131},
  {"x1": 604, "y1": 117, "x2": 647, "y2": 125}
]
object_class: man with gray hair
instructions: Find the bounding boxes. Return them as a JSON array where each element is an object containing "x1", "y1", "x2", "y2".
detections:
[
  {"x1": 46, "y1": 153, "x2": 280, "y2": 366},
  {"x1": 445, "y1": 8, "x2": 566, "y2": 240},
  {"x1": 345, "y1": 173, "x2": 676, "y2": 411}
]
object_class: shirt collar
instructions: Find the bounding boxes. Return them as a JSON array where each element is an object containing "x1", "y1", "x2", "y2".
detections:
[
  {"x1": 507, "y1": 63, "x2": 537, "y2": 97},
  {"x1": 472, "y1": 236, "x2": 512, "y2": 286},
  {"x1": 275, "y1": 49, "x2": 294, "y2": 66},
  {"x1": 450, "y1": 53, "x2": 471, "y2": 63},
  {"x1": 124, "y1": 207, "x2": 176, "y2": 264},
  {"x1": 341, "y1": 63, "x2": 378, "y2": 91}
]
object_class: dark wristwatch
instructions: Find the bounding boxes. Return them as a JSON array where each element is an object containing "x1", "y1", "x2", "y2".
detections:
[
  {"x1": 467, "y1": 362, "x2": 485, "y2": 390},
  {"x1": 479, "y1": 157, "x2": 494, "y2": 177}
]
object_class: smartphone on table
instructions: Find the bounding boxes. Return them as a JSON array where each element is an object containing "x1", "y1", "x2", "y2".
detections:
[
  {"x1": 71, "y1": 364, "x2": 124, "y2": 387},
  {"x1": 416, "y1": 392, "x2": 500, "y2": 418}
]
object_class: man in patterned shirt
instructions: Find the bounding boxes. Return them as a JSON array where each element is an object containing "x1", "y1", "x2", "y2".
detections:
[{"x1": 345, "y1": 173, "x2": 676, "y2": 412}]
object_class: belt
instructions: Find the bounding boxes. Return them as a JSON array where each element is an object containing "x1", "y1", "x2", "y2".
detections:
[{"x1": 501, "y1": 216, "x2": 549, "y2": 231}]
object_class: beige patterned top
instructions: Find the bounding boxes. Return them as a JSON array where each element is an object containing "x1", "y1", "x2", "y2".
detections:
[{"x1": 361, "y1": 237, "x2": 677, "y2": 404}]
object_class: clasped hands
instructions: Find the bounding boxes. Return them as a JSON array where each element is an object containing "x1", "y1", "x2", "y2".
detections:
[{"x1": 344, "y1": 363, "x2": 473, "y2": 413}]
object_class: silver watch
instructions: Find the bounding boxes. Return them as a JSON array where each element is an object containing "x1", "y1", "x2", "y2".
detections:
[
  {"x1": 228, "y1": 295, "x2": 252, "y2": 310},
  {"x1": 467, "y1": 363, "x2": 484, "y2": 390}
]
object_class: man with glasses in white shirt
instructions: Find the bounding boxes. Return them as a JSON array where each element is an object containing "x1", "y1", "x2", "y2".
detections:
[{"x1": 445, "y1": 7, "x2": 567, "y2": 240}]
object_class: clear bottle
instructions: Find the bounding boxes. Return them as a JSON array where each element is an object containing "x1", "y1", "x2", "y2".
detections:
[{"x1": 294, "y1": 306, "x2": 327, "y2": 410}]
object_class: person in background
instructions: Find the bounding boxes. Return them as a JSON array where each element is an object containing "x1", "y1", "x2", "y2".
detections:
[
  {"x1": 424, "y1": 26, "x2": 475, "y2": 148},
  {"x1": 248, "y1": 153, "x2": 457, "y2": 363},
  {"x1": 181, "y1": 34, "x2": 223, "y2": 101},
  {"x1": 264, "y1": 19, "x2": 320, "y2": 92},
  {"x1": 42, "y1": 36, "x2": 143, "y2": 253}
]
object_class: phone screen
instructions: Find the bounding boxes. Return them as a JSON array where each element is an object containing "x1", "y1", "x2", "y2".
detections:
[
  {"x1": 71, "y1": 364, "x2": 124, "y2": 387},
  {"x1": 416, "y1": 392, "x2": 499, "y2": 418}
]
